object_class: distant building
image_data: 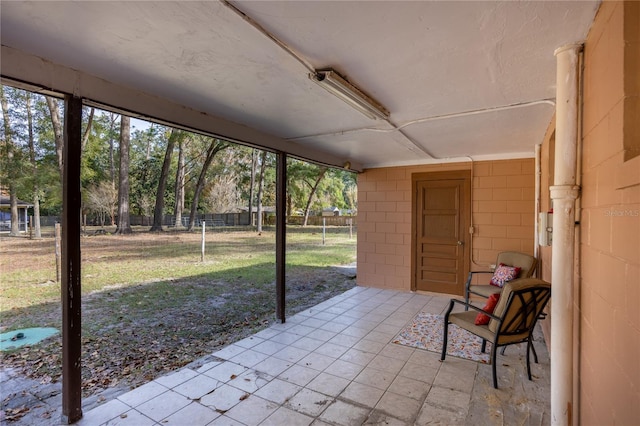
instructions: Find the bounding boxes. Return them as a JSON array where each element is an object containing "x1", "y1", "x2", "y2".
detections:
[
  {"x1": 321, "y1": 206, "x2": 341, "y2": 217},
  {"x1": 0, "y1": 195, "x2": 33, "y2": 233}
]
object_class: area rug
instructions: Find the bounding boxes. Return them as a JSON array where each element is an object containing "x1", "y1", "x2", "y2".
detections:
[{"x1": 392, "y1": 312, "x2": 490, "y2": 363}]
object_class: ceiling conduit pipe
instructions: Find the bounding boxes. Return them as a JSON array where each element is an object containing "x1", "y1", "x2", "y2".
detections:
[{"x1": 550, "y1": 43, "x2": 582, "y2": 426}]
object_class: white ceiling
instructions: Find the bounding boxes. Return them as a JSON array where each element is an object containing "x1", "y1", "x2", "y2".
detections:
[{"x1": 1, "y1": 1, "x2": 599, "y2": 170}]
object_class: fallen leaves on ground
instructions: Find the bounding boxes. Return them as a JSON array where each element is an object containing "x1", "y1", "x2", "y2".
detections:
[
  {"x1": 0, "y1": 267, "x2": 355, "y2": 417},
  {"x1": 3, "y1": 406, "x2": 30, "y2": 422}
]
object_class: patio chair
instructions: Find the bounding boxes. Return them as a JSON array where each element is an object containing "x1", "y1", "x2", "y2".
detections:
[
  {"x1": 464, "y1": 251, "x2": 537, "y2": 309},
  {"x1": 441, "y1": 278, "x2": 551, "y2": 389}
]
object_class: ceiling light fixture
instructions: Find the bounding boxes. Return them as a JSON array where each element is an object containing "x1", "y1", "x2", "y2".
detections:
[{"x1": 310, "y1": 69, "x2": 390, "y2": 120}]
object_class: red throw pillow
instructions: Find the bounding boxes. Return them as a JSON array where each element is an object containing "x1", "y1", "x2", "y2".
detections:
[
  {"x1": 475, "y1": 293, "x2": 501, "y2": 325},
  {"x1": 489, "y1": 263, "x2": 522, "y2": 287}
]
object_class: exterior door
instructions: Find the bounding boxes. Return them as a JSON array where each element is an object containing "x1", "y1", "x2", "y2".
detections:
[{"x1": 412, "y1": 171, "x2": 470, "y2": 295}]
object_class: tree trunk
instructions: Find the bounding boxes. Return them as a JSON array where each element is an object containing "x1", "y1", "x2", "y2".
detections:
[
  {"x1": 187, "y1": 139, "x2": 229, "y2": 231},
  {"x1": 303, "y1": 167, "x2": 327, "y2": 226},
  {"x1": 26, "y1": 92, "x2": 42, "y2": 238},
  {"x1": 45, "y1": 96, "x2": 64, "y2": 183},
  {"x1": 150, "y1": 129, "x2": 180, "y2": 232},
  {"x1": 115, "y1": 116, "x2": 132, "y2": 234},
  {"x1": 174, "y1": 136, "x2": 186, "y2": 228},
  {"x1": 248, "y1": 149, "x2": 257, "y2": 227},
  {"x1": 9, "y1": 187, "x2": 19, "y2": 235},
  {"x1": 33, "y1": 195, "x2": 41, "y2": 238},
  {"x1": 82, "y1": 107, "x2": 95, "y2": 152},
  {"x1": 150, "y1": 129, "x2": 185, "y2": 232},
  {"x1": 256, "y1": 151, "x2": 267, "y2": 233},
  {"x1": 146, "y1": 124, "x2": 154, "y2": 160}
]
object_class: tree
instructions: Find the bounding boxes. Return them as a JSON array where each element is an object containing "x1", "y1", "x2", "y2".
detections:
[
  {"x1": 150, "y1": 129, "x2": 183, "y2": 231},
  {"x1": 286, "y1": 160, "x2": 330, "y2": 226},
  {"x1": 202, "y1": 148, "x2": 250, "y2": 214},
  {"x1": 316, "y1": 168, "x2": 349, "y2": 211},
  {"x1": 85, "y1": 182, "x2": 117, "y2": 227},
  {"x1": 301, "y1": 166, "x2": 328, "y2": 226},
  {"x1": 82, "y1": 107, "x2": 95, "y2": 152},
  {"x1": 1, "y1": 87, "x2": 354, "y2": 230},
  {"x1": 25, "y1": 92, "x2": 42, "y2": 238},
  {"x1": 1, "y1": 86, "x2": 70, "y2": 234},
  {"x1": 340, "y1": 170, "x2": 357, "y2": 214},
  {"x1": 106, "y1": 113, "x2": 118, "y2": 187},
  {"x1": 0, "y1": 86, "x2": 21, "y2": 236},
  {"x1": 115, "y1": 116, "x2": 132, "y2": 234},
  {"x1": 129, "y1": 124, "x2": 163, "y2": 220},
  {"x1": 204, "y1": 173, "x2": 237, "y2": 213},
  {"x1": 173, "y1": 135, "x2": 186, "y2": 228},
  {"x1": 248, "y1": 149, "x2": 257, "y2": 226},
  {"x1": 256, "y1": 151, "x2": 268, "y2": 233},
  {"x1": 44, "y1": 96, "x2": 64, "y2": 183},
  {"x1": 187, "y1": 137, "x2": 229, "y2": 231}
]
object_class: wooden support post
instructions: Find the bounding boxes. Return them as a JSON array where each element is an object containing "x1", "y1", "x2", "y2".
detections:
[
  {"x1": 275, "y1": 151, "x2": 286, "y2": 323},
  {"x1": 61, "y1": 95, "x2": 83, "y2": 424}
]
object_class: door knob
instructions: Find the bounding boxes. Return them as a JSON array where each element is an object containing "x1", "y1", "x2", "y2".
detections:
[{"x1": 457, "y1": 241, "x2": 464, "y2": 245}]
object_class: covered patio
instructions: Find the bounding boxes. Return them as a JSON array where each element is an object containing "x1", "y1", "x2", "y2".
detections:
[
  {"x1": 3, "y1": 1, "x2": 638, "y2": 425},
  {"x1": 77, "y1": 287, "x2": 550, "y2": 426}
]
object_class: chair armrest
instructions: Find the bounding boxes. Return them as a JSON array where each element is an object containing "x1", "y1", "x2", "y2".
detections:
[
  {"x1": 465, "y1": 271, "x2": 495, "y2": 289},
  {"x1": 444, "y1": 298, "x2": 502, "y2": 322}
]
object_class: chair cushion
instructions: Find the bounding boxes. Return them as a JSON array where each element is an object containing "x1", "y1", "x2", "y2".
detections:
[
  {"x1": 475, "y1": 293, "x2": 500, "y2": 325},
  {"x1": 449, "y1": 311, "x2": 530, "y2": 346},
  {"x1": 448, "y1": 311, "x2": 495, "y2": 342},
  {"x1": 468, "y1": 284, "x2": 501, "y2": 297},
  {"x1": 496, "y1": 252, "x2": 537, "y2": 278},
  {"x1": 489, "y1": 263, "x2": 522, "y2": 287}
]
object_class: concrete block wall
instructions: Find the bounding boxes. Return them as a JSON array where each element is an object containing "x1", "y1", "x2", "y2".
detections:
[
  {"x1": 357, "y1": 158, "x2": 535, "y2": 291},
  {"x1": 578, "y1": 1, "x2": 640, "y2": 424},
  {"x1": 470, "y1": 159, "x2": 535, "y2": 266}
]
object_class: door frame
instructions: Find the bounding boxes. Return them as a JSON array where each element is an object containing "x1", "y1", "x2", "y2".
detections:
[{"x1": 411, "y1": 170, "x2": 471, "y2": 294}]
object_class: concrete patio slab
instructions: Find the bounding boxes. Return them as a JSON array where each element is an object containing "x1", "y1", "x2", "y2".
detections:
[{"x1": 44, "y1": 286, "x2": 550, "y2": 425}]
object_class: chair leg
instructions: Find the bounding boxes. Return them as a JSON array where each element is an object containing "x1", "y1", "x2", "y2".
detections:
[
  {"x1": 526, "y1": 337, "x2": 533, "y2": 381},
  {"x1": 481, "y1": 339, "x2": 487, "y2": 353},
  {"x1": 441, "y1": 320, "x2": 449, "y2": 361},
  {"x1": 501, "y1": 341, "x2": 536, "y2": 361},
  {"x1": 530, "y1": 338, "x2": 539, "y2": 364},
  {"x1": 491, "y1": 342, "x2": 499, "y2": 389},
  {"x1": 464, "y1": 288, "x2": 469, "y2": 311},
  {"x1": 501, "y1": 337, "x2": 538, "y2": 364},
  {"x1": 442, "y1": 300, "x2": 455, "y2": 361}
]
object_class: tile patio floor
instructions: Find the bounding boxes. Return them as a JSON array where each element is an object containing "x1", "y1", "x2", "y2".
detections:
[{"x1": 77, "y1": 286, "x2": 550, "y2": 426}]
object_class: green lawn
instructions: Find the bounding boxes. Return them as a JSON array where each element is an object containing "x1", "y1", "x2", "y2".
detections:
[
  {"x1": 0, "y1": 226, "x2": 357, "y2": 312},
  {"x1": 0, "y1": 226, "x2": 358, "y2": 396}
]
